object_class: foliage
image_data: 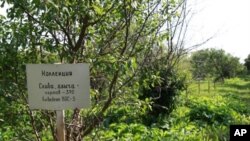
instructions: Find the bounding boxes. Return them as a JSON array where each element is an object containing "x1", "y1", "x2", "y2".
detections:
[
  {"x1": 188, "y1": 96, "x2": 234, "y2": 125},
  {"x1": 84, "y1": 77, "x2": 250, "y2": 140},
  {"x1": 0, "y1": 0, "x2": 189, "y2": 140},
  {"x1": 2, "y1": 0, "x2": 249, "y2": 140},
  {"x1": 244, "y1": 54, "x2": 250, "y2": 74},
  {"x1": 190, "y1": 48, "x2": 244, "y2": 81},
  {"x1": 140, "y1": 66, "x2": 186, "y2": 117}
]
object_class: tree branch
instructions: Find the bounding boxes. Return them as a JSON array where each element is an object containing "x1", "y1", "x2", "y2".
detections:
[
  {"x1": 54, "y1": 18, "x2": 75, "y2": 49},
  {"x1": 72, "y1": 16, "x2": 89, "y2": 52}
]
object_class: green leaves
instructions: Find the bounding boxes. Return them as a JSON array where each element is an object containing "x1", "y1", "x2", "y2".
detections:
[
  {"x1": 244, "y1": 54, "x2": 250, "y2": 74},
  {"x1": 92, "y1": 4, "x2": 104, "y2": 15},
  {"x1": 190, "y1": 48, "x2": 244, "y2": 80},
  {"x1": 131, "y1": 1, "x2": 138, "y2": 9},
  {"x1": 46, "y1": 0, "x2": 59, "y2": 10},
  {"x1": 1, "y1": 0, "x2": 191, "y2": 139}
]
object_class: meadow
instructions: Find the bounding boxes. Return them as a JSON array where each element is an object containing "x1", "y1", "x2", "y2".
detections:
[
  {"x1": 167, "y1": 76, "x2": 250, "y2": 140},
  {"x1": 84, "y1": 76, "x2": 250, "y2": 141}
]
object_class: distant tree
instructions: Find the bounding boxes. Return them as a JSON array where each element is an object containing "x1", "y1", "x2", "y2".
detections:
[
  {"x1": 190, "y1": 49, "x2": 211, "y2": 80},
  {"x1": 190, "y1": 48, "x2": 244, "y2": 82},
  {"x1": 244, "y1": 54, "x2": 250, "y2": 74}
]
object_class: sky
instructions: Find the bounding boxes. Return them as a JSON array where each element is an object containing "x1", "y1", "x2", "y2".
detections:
[
  {"x1": 187, "y1": 0, "x2": 250, "y2": 63},
  {"x1": 1, "y1": 1, "x2": 250, "y2": 62}
]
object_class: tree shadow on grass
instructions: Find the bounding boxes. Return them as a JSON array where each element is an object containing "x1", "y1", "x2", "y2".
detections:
[
  {"x1": 218, "y1": 89, "x2": 249, "y2": 95},
  {"x1": 218, "y1": 84, "x2": 250, "y2": 113},
  {"x1": 223, "y1": 82, "x2": 250, "y2": 90},
  {"x1": 239, "y1": 75, "x2": 250, "y2": 81}
]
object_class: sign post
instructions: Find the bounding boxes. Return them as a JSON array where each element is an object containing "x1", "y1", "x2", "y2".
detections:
[
  {"x1": 56, "y1": 110, "x2": 65, "y2": 141},
  {"x1": 26, "y1": 64, "x2": 90, "y2": 140}
]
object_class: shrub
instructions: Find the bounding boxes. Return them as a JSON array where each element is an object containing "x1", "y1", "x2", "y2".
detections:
[{"x1": 140, "y1": 68, "x2": 186, "y2": 117}]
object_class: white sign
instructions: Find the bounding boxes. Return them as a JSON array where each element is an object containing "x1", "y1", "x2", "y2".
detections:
[{"x1": 26, "y1": 64, "x2": 90, "y2": 110}]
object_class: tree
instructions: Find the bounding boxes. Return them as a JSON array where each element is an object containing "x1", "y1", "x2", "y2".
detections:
[
  {"x1": 0, "y1": 0, "x2": 189, "y2": 140},
  {"x1": 190, "y1": 49, "x2": 211, "y2": 80},
  {"x1": 244, "y1": 54, "x2": 250, "y2": 74},
  {"x1": 190, "y1": 48, "x2": 243, "y2": 82}
]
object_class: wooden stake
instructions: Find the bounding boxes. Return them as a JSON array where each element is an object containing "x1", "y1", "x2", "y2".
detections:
[
  {"x1": 56, "y1": 110, "x2": 65, "y2": 141},
  {"x1": 208, "y1": 79, "x2": 210, "y2": 94},
  {"x1": 198, "y1": 80, "x2": 200, "y2": 94}
]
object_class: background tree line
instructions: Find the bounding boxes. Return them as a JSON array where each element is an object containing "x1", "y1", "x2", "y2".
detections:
[{"x1": 190, "y1": 48, "x2": 246, "y2": 82}]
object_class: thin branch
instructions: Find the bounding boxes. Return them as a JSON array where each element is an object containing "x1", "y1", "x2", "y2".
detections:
[
  {"x1": 54, "y1": 18, "x2": 74, "y2": 49},
  {"x1": 129, "y1": 0, "x2": 161, "y2": 56},
  {"x1": 88, "y1": 2, "x2": 116, "y2": 26},
  {"x1": 120, "y1": 0, "x2": 131, "y2": 55},
  {"x1": 17, "y1": 3, "x2": 63, "y2": 53},
  {"x1": 20, "y1": 91, "x2": 42, "y2": 141}
]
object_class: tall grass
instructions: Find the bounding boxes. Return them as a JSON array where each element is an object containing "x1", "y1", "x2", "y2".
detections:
[{"x1": 84, "y1": 77, "x2": 250, "y2": 141}]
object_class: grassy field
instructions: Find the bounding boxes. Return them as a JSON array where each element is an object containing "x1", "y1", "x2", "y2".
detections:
[
  {"x1": 84, "y1": 76, "x2": 250, "y2": 141},
  {"x1": 172, "y1": 76, "x2": 250, "y2": 140},
  {"x1": 187, "y1": 76, "x2": 250, "y2": 111}
]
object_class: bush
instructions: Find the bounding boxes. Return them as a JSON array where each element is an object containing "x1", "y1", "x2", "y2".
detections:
[
  {"x1": 140, "y1": 68, "x2": 186, "y2": 117},
  {"x1": 187, "y1": 94, "x2": 249, "y2": 126}
]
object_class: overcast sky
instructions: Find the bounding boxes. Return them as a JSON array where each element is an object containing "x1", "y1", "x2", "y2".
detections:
[
  {"x1": 1, "y1": 1, "x2": 250, "y2": 62},
  {"x1": 187, "y1": 0, "x2": 250, "y2": 63}
]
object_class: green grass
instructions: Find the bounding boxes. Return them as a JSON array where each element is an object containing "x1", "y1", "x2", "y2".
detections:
[
  {"x1": 85, "y1": 76, "x2": 250, "y2": 141},
  {"x1": 187, "y1": 76, "x2": 250, "y2": 112},
  {"x1": 171, "y1": 76, "x2": 250, "y2": 140},
  {"x1": 222, "y1": 77, "x2": 250, "y2": 111}
]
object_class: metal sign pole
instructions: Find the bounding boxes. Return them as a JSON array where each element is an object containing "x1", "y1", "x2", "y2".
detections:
[{"x1": 56, "y1": 110, "x2": 65, "y2": 141}]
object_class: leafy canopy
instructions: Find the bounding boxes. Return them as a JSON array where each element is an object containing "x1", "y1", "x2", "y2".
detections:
[
  {"x1": 190, "y1": 48, "x2": 244, "y2": 81},
  {"x1": 0, "y1": 0, "x2": 189, "y2": 140}
]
